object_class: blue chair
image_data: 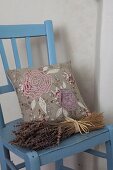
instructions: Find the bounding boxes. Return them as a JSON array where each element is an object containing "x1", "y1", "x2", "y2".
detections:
[{"x1": 0, "y1": 20, "x2": 113, "y2": 170}]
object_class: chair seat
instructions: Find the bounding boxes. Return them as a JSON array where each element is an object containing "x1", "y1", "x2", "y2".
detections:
[{"x1": 0, "y1": 118, "x2": 109, "y2": 165}]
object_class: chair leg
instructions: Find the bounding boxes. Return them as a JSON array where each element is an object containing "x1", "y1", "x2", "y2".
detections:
[
  {"x1": 25, "y1": 151, "x2": 40, "y2": 170},
  {"x1": 106, "y1": 125, "x2": 113, "y2": 170},
  {"x1": 106, "y1": 141, "x2": 113, "y2": 170},
  {"x1": 0, "y1": 144, "x2": 11, "y2": 170},
  {"x1": 55, "y1": 159, "x2": 63, "y2": 170}
]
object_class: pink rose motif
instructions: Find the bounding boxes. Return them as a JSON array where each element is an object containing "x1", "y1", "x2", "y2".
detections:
[
  {"x1": 22, "y1": 70, "x2": 52, "y2": 99},
  {"x1": 56, "y1": 89, "x2": 77, "y2": 111}
]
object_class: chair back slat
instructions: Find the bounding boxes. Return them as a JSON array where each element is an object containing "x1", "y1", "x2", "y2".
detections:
[
  {"x1": 0, "y1": 39, "x2": 14, "y2": 93},
  {"x1": 0, "y1": 83, "x2": 14, "y2": 94},
  {"x1": 0, "y1": 39, "x2": 9, "y2": 70},
  {"x1": 11, "y1": 38, "x2": 21, "y2": 68},
  {"x1": 0, "y1": 24, "x2": 46, "y2": 39},
  {"x1": 25, "y1": 37, "x2": 33, "y2": 67},
  {"x1": 45, "y1": 20, "x2": 57, "y2": 64}
]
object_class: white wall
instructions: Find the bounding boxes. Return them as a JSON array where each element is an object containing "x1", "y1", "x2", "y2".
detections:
[
  {"x1": 98, "y1": 0, "x2": 113, "y2": 124},
  {"x1": 0, "y1": 0, "x2": 109, "y2": 169}
]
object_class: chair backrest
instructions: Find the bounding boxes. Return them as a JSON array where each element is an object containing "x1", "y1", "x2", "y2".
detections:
[{"x1": 0, "y1": 20, "x2": 57, "y2": 94}]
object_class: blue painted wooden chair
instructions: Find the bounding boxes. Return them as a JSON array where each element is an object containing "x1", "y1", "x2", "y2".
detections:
[{"x1": 0, "y1": 20, "x2": 113, "y2": 170}]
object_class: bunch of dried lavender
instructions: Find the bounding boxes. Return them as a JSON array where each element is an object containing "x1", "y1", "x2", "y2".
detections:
[
  {"x1": 11, "y1": 113, "x2": 104, "y2": 151},
  {"x1": 12, "y1": 121, "x2": 61, "y2": 150}
]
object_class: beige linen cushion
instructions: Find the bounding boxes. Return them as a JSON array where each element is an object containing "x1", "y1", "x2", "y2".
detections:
[{"x1": 7, "y1": 62, "x2": 89, "y2": 122}]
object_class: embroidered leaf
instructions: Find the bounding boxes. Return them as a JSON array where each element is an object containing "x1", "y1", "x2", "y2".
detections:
[
  {"x1": 39, "y1": 97, "x2": 47, "y2": 114},
  {"x1": 56, "y1": 108, "x2": 68, "y2": 118},
  {"x1": 56, "y1": 108, "x2": 63, "y2": 118},
  {"x1": 43, "y1": 66, "x2": 48, "y2": 71},
  {"x1": 62, "y1": 108, "x2": 69, "y2": 117},
  {"x1": 31, "y1": 100, "x2": 36, "y2": 110},
  {"x1": 62, "y1": 82, "x2": 66, "y2": 88},
  {"x1": 56, "y1": 87, "x2": 59, "y2": 92},
  {"x1": 78, "y1": 102, "x2": 86, "y2": 109},
  {"x1": 51, "y1": 90, "x2": 55, "y2": 95},
  {"x1": 47, "y1": 69, "x2": 60, "y2": 74}
]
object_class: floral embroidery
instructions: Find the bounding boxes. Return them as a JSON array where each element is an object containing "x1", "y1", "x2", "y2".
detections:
[
  {"x1": 22, "y1": 70, "x2": 52, "y2": 99},
  {"x1": 56, "y1": 89, "x2": 77, "y2": 111}
]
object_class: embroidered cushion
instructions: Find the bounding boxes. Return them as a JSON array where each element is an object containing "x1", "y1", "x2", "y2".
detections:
[{"x1": 7, "y1": 62, "x2": 90, "y2": 122}]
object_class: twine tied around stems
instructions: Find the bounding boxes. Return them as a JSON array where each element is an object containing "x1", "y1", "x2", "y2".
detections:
[{"x1": 64, "y1": 117, "x2": 95, "y2": 134}]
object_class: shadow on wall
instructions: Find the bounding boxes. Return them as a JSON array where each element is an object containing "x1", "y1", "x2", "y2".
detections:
[
  {"x1": 54, "y1": 27, "x2": 73, "y2": 63},
  {"x1": 31, "y1": 26, "x2": 73, "y2": 66},
  {"x1": 63, "y1": 152, "x2": 99, "y2": 170},
  {"x1": 31, "y1": 26, "x2": 72, "y2": 72},
  {"x1": 75, "y1": 152, "x2": 98, "y2": 170}
]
